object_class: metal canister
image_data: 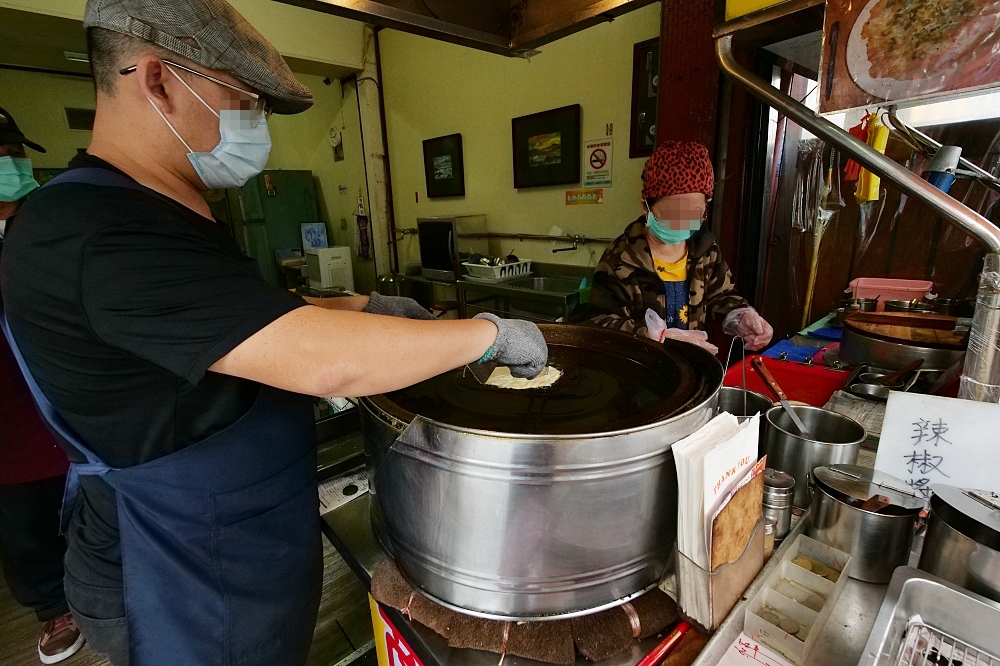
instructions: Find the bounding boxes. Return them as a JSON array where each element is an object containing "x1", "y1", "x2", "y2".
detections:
[
  {"x1": 763, "y1": 468, "x2": 795, "y2": 539},
  {"x1": 809, "y1": 465, "x2": 924, "y2": 584}
]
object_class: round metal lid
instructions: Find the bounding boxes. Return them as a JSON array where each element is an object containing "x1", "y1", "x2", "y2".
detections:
[
  {"x1": 764, "y1": 468, "x2": 795, "y2": 494},
  {"x1": 814, "y1": 465, "x2": 926, "y2": 514},
  {"x1": 378, "y1": 325, "x2": 723, "y2": 436},
  {"x1": 930, "y1": 484, "x2": 1000, "y2": 551}
]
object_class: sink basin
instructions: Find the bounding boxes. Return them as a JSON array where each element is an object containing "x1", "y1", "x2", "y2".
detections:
[
  {"x1": 507, "y1": 277, "x2": 583, "y2": 293},
  {"x1": 857, "y1": 567, "x2": 1000, "y2": 666}
]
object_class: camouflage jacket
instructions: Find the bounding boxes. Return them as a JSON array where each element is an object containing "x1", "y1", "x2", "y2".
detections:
[{"x1": 590, "y1": 217, "x2": 749, "y2": 334}]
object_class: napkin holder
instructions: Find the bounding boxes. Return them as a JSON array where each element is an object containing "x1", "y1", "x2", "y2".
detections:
[{"x1": 677, "y1": 517, "x2": 765, "y2": 631}]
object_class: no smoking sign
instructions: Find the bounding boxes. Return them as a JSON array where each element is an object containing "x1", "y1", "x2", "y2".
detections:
[
  {"x1": 583, "y1": 138, "x2": 612, "y2": 188},
  {"x1": 590, "y1": 149, "x2": 607, "y2": 170}
]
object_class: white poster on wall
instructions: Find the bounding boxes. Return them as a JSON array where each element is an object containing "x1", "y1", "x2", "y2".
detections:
[
  {"x1": 583, "y1": 138, "x2": 613, "y2": 188},
  {"x1": 875, "y1": 392, "x2": 1000, "y2": 498}
]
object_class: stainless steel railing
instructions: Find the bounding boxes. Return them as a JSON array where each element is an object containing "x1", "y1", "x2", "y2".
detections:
[{"x1": 714, "y1": 34, "x2": 1000, "y2": 401}]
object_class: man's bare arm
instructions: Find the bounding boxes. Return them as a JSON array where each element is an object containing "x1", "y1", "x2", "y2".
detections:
[
  {"x1": 301, "y1": 295, "x2": 369, "y2": 311},
  {"x1": 209, "y1": 306, "x2": 496, "y2": 396}
]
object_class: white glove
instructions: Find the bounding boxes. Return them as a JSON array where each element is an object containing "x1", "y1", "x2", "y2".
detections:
[{"x1": 723, "y1": 307, "x2": 773, "y2": 351}]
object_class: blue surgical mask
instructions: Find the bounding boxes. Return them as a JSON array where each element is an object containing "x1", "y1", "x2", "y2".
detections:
[
  {"x1": 148, "y1": 64, "x2": 271, "y2": 190},
  {"x1": 0, "y1": 156, "x2": 39, "y2": 202},
  {"x1": 646, "y1": 211, "x2": 701, "y2": 245}
]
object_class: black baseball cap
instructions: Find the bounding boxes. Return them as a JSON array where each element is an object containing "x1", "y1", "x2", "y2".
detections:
[{"x1": 0, "y1": 107, "x2": 46, "y2": 153}]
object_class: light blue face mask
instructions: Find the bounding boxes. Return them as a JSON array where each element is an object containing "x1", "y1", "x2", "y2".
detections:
[
  {"x1": 645, "y1": 211, "x2": 701, "y2": 245},
  {"x1": 0, "y1": 156, "x2": 39, "y2": 202},
  {"x1": 148, "y1": 64, "x2": 271, "y2": 190}
]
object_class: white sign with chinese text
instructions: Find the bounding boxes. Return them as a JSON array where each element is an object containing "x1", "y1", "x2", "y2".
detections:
[
  {"x1": 875, "y1": 392, "x2": 1000, "y2": 498},
  {"x1": 583, "y1": 138, "x2": 613, "y2": 188}
]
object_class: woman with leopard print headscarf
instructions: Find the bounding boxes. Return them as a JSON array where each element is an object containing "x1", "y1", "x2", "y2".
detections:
[{"x1": 590, "y1": 141, "x2": 773, "y2": 353}]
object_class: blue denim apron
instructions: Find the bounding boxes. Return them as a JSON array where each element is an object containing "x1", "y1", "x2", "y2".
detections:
[{"x1": 1, "y1": 168, "x2": 322, "y2": 665}]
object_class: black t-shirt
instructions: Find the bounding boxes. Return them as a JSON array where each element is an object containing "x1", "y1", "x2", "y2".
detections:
[{"x1": 0, "y1": 154, "x2": 306, "y2": 589}]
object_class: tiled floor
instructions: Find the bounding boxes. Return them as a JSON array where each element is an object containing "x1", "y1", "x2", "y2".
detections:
[{"x1": 0, "y1": 538, "x2": 373, "y2": 666}]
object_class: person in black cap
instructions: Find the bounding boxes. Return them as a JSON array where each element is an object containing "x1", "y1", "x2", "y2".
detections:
[
  {"x1": 0, "y1": 1, "x2": 547, "y2": 665},
  {"x1": 0, "y1": 108, "x2": 86, "y2": 664}
]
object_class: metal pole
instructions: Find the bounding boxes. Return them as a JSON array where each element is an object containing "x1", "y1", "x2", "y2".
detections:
[{"x1": 715, "y1": 35, "x2": 1000, "y2": 401}]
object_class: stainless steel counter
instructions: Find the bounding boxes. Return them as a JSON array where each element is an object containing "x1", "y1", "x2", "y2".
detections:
[{"x1": 691, "y1": 513, "x2": 887, "y2": 666}]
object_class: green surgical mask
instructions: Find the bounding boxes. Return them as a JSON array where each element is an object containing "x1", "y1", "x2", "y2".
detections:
[
  {"x1": 645, "y1": 209, "x2": 701, "y2": 245},
  {"x1": 0, "y1": 156, "x2": 38, "y2": 202}
]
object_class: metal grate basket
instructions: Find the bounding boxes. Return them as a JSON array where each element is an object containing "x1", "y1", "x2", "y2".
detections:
[{"x1": 896, "y1": 621, "x2": 1000, "y2": 666}]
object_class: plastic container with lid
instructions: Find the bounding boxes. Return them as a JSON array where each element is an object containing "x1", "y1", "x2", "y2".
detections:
[
  {"x1": 808, "y1": 465, "x2": 925, "y2": 583},
  {"x1": 763, "y1": 468, "x2": 795, "y2": 540},
  {"x1": 847, "y1": 278, "x2": 933, "y2": 311},
  {"x1": 918, "y1": 484, "x2": 1000, "y2": 603}
]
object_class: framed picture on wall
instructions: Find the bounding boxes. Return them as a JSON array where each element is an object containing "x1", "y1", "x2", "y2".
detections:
[
  {"x1": 511, "y1": 104, "x2": 581, "y2": 189},
  {"x1": 630, "y1": 38, "x2": 659, "y2": 158},
  {"x1": 422, "y1": 133, "x2": 465, "y2": 198}
]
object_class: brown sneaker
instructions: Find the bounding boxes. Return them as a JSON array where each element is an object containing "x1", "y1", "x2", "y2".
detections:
[{"x1": 38, "y1": 612, "x2": 85, "y2": 664}]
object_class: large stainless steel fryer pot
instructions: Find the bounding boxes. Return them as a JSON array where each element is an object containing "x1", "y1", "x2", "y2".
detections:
[{"x1": 359, "y1": 325, "x2": 724, "y2": 621}]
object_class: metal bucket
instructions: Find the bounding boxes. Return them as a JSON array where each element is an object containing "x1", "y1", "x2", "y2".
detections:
[
  {"x1": 718, "y1": 386, "x2": 772, "y2": 454},
  {"x1": 360, "y1": 326, "x2": 723, "y2": 620},
  {"x1": 764, "y1": 406, "x2": 866, "y2": 508},
  {"x1": 918, "y1": 485, "x2": 1000, "y2": 603},
  {"x1": 840, "y1": 325, "x2": 966, "y2": 371}
]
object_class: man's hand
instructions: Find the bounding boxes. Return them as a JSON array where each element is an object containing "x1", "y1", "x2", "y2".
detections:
[
  {"x1": 363, "y1": 292, "x2": 434, "y2": 320},
  {"x1": 473, "y1": 313, "x2": 548, "y2": 379}
]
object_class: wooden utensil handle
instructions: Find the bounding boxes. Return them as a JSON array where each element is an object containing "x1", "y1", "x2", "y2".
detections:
[
  {"x1": 881, "y1": 359, "x2": 924, "y2": 385},
  {"x1": 751, "y1": 357, "x2": 787, "y2": 402}
]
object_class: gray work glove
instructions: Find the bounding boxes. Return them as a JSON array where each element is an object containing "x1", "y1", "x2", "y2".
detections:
[
  {"x1": 473, "y1": 313, "x2": 548, "y2": 379},
  {"x1": 364, "y1": 292, "x2": 434, "y2": 320}
]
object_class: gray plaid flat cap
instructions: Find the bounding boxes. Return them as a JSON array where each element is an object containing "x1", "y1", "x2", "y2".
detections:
[{"x1": 84, "y1": 0, "x2": 313, "y2": 114}]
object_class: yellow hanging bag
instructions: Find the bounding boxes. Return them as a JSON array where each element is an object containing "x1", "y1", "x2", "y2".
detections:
[{"x1": 855, "y1": 113, "x2": 890, "y2": 204}]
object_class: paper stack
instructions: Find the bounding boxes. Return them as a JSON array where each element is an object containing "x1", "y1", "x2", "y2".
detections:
[{"x1": 673, "y1": 412, "x2": 765, "y2": 630}]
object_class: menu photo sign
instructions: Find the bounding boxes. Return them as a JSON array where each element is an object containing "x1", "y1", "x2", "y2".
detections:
[
  {"x1": 875, "y1": 392, "x2": 1000, "y2": 499},
  {"x1": 818, "y1": 0, "x2": 1000, "y2": 115}
]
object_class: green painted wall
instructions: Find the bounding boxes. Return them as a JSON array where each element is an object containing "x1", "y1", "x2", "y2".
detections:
[
  {"x1": 0, "y1": 68, "x2": 95, "y2": 168},
  {"x1": 2, "y1": 66, "x2": 373, "y2": 292},
  {"x1": 0, "y1": 0, "x2": 364, "y2": 70},
  {"x1": 268, "y1": 73, "x2": 375, "y2": 293},
  {"x1": 378, "y1": 3, "x2": 662, "y2": 268}
]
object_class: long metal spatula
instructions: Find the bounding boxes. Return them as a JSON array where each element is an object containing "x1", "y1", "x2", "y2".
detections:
[{"x1": 751, "y1": 357, "x2": 810, "y2": 438}]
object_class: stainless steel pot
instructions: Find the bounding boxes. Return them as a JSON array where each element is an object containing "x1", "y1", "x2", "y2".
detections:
[
  {"x1": 808, "y1": 465, "x2": 924, "y2": 583},
  {"x1": 717, "y1": 386, "x2": 772, "y2": 420},
  {"x1": 360, "y1": 326, "x2": 724, "y2": 620},
  {"x1": 918, "y1": 484, "x2": 1000, "y2": 603},
  {"x1": 717, "y1": 386, "x2": 772, "y2": 453},
  {"x1": 884, "y1": 299, "x2": 934, "y2": 313},
  {"x1": 840, "y1": 324, "x2": 966, "y2": 371},
  {"x1": 846, "y1": 298, "x2": 879, "y2": 312},
  {"x1": 764, "y1": 406, "x2": 866, "y2": 508},
  {"x1": 932, "y1": 298, "x2": 965, "y2": 316}
]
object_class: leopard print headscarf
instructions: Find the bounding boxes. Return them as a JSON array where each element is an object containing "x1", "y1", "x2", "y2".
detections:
[{"x1": 641, "y1": 141, "x2": 715, "y2": 201}]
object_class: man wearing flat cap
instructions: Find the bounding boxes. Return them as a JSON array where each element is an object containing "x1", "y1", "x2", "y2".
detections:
[
  {"x1": 590, "y1": 141, "x2": 773, "y2": 354},
  {"x1": 0, "y1": 1, "x2": 547, "y2": 664}
]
